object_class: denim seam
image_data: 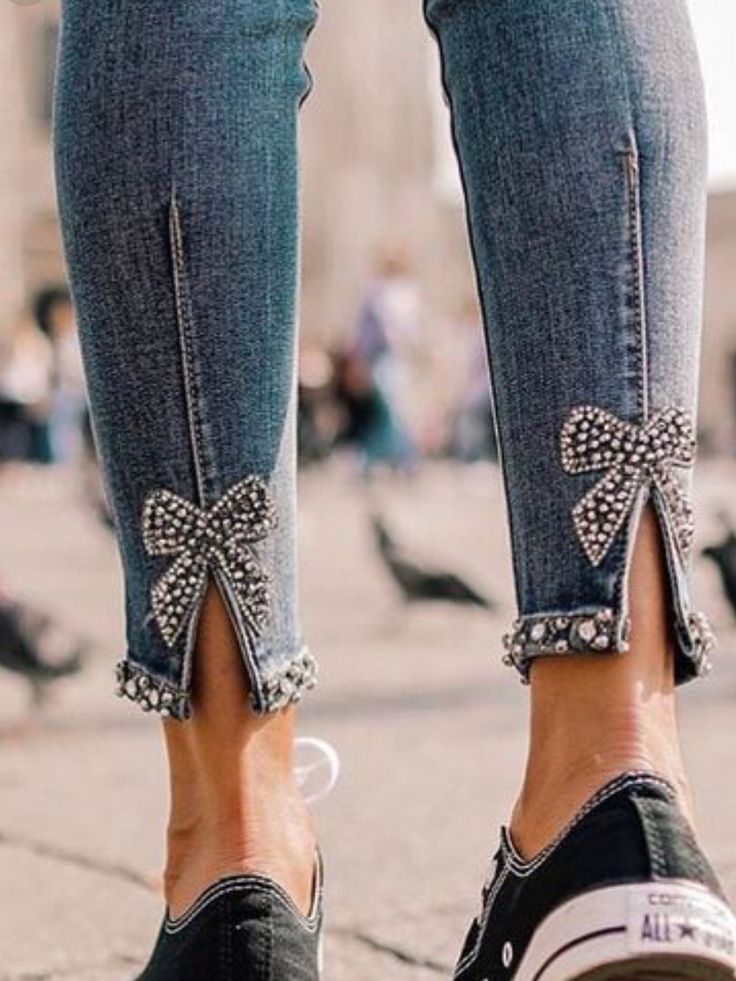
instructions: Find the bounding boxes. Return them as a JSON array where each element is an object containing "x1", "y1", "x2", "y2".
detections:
[
  {"x1": 166, "y1": 200, "x2": 279, "y2": 711},
  {"x1": 650, "y1": 487, "x2": 709, "y2": 678},
  {"x1": 613, "y1": 140, "x2": 647, "y2": 620},
  {"x1": 623, "y1": 136, "x2": 648, "y2": 422},
  {"x1": 166, "y1": 190, "x2": 216, "y2": 711},
  {"x1": 213, "y1": 566, "x2": 267, "y2": 712},
  {"x1": 612, "y1": 482, "x2": 647, "y2": 628},
  {"x1": 613, "y1": 144, "x2": 707, "y2": 677},
  {"x1": 651, "y1": 488, "x2": 690, "y2": 625},
  {"x1": 169, "y1": 189, "x2": 210, "y2": 506},
  {"x1": 180, "y1": 577, "x2": 209, "y2": 699}
]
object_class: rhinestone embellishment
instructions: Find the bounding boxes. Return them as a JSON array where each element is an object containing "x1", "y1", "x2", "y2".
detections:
[
  {"x1": 142, "y1": 476, "x2": 276, "y2": 647},
  {"x1": 503, "y1": 608, "x2": 624, "y2": 677},
  {"x1": 115, "y1": 660, "x2": 190, "y2": 720},
  {"x1": 258, "y1": 647, "x2": 319, "y2": 713},
  {"x1": 115, "y1": 648, "x2": 320, "y2": 720},
  {"x1": 687, "y1": 611, "x2": 716, "y2": 667},
  {"x1": 560, "y1": 405, "x2": 696, "y2": 566}
]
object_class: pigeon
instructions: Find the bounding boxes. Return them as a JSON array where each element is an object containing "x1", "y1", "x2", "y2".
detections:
[
  {"x1": 0, "y1": 598, "x2": 85, "y2": 710},
  {"x1": 702, "y1": 528, "x2": 736, "y2": 621},
  {"x1": 372, "y1": 516, "x2": 495, "y2": 609}
]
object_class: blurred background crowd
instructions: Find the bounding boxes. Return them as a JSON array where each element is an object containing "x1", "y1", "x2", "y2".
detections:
[{"x1": 2, "y1": 3, "x2": 736, "y2": 476}]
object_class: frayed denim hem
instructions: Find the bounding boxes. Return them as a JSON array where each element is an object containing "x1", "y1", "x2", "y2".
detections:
[{"x1": 115, "y1": 645, "x2": 318, "y2": 721}]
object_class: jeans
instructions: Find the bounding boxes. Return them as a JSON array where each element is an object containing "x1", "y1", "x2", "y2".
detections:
[{"x1": 54, "y1": 0, "x2": 713, "y2": 721}]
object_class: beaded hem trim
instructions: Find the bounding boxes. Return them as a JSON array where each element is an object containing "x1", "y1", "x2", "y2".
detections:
[
  {"x1": 502, "y1": 607, "x2": 716, "y2": 681},
  {"x1": 259, "y1": 646, "x2": 318, "y2": 713},
  {"x1": 141, "y1": 476, "x2": 276, "y2": 648},
  {"x1": 560, "y1": 405, "x2": 696, "y2": 567},
  {"x1": 115, "y1": 660, "x2": 191, "y2": 720},
  {"x1": 502, "y1": 608, "x2": 629, "y2": 682},
  {"x1": 685, "y1": 611, "x2": 717, "y2": 672},
  {"x1": 115, "y1": 647, "x2": 319, "y2": 720}
]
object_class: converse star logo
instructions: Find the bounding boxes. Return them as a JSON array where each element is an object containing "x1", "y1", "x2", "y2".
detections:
[{"x1": 629, "y1": 888, "x2": 736, "y2": 958}]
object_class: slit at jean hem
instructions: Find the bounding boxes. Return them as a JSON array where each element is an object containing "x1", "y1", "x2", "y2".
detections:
[{"x1": 115, "y1": 644, "x2": 318, "y2": 721}]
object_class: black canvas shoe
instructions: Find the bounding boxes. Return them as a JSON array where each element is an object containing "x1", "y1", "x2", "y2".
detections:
[
  {"x1": 453, "y1": 773, "x2": 736, "y2": 981},
  {"x1": 135, "y1": 860, "x2": 323, "y2": 981}
]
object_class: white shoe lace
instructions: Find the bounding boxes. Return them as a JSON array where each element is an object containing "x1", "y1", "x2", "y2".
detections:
[{"x1": 295, "y1": 737, "x2": 341, "y2": 805}]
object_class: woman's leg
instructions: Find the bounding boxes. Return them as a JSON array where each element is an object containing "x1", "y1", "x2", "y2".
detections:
[
  {"x1": 427, "y1": 4, "x2": 736, "y2": 977},
  {"x1": 54, "y1": 0, "x2": 318, "y2": 917},
  {"x1": 426, "y1": 0, "x2": 710, "y2": 851}
]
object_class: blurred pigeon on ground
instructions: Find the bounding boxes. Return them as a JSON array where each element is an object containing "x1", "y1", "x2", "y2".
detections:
[
  {"x1": 372, "y1": 516, "x2": 495, "y2": 610},
  {"x1": 0, "y1": 595, "x2": 85, "y2": 710},
  {"x1": 702, "y1": 525, "x2": 736, "y2": 621}
]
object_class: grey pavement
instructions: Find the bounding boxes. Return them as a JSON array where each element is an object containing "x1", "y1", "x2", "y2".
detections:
[{"x1": 1, "y1": 458, "x2": 736, "y2": 980}]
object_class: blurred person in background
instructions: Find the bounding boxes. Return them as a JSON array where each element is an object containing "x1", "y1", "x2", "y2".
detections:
[
  {"x1": 33, "y1": 285, "x2": 88, "y2": 465},
  {"x1": 0, "y1": 309, "x2": 53, "y2": 464},
  {"x1": 352, "y1": 246, "x2": 420, "y2": 474},
  {"x1": 445, "y1": 298, "x2": 497, "y2": 463},
  {"x1": 53, "y1": 2, "x2": 735, "y2": 981},
  {"x1": 333, "y1": 347, "x2": 409, "y2": 477},
  {"x1": 297, "y1": 344, "x2": 338, "y2": 466},
  {"x1": 0, "y1": 310, "x2": 86, "y2": 706}
]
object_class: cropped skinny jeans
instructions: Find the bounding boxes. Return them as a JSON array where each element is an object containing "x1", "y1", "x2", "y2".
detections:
[{"x1": 54, "y1": 0, "x2": 713, "y2": 721}]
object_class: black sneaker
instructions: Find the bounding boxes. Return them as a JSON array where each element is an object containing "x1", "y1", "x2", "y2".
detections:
[
  {"x1": 453, "y1": 773, "x2": 736, "y2": 981},
  {"x1": 135, "y1": 860, "x2": 323, "y2": 981}
]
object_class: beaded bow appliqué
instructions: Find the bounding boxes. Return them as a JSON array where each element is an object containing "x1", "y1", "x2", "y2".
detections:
[
  {"x1": 142, "y1": 476, "x2": 276, "y2": 647},
  {"x1": 560, "y1": 405, "x2": 696, "y2": 567}
]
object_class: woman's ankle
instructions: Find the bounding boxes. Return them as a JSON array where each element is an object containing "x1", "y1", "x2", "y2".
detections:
[
  {"x1": 510, "y1": 645, "x2": 691, "y2": 860},
  {"x1": 164, "y1": 782, "x2": 317, "y2": 918},
  {"x1": 161, "y1": 582, "x2": 319, "y2": 917}
]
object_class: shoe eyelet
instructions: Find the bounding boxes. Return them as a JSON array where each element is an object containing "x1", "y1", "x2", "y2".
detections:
[{"x1": 502, "y1": 941, "x2": 514, "y2": 968}]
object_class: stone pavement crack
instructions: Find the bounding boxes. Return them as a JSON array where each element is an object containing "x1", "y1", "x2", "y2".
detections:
[
  {"x1": 333, "y1": 926, "x2": 451, "y2": 974},
  {"x1": 0, "y1": 827, "x2": 154, "y2": 892},
  {"x1": 1, "y1": 829, "x2": 454, "y2": 975},
  {"x1": 2, "y1": 952, "x2": 140, "y2": 981}
]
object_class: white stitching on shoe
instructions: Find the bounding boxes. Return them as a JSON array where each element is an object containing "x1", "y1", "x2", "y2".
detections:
[
  {"x1": 452, "y1": 772, "x2": 676, "y2": 979},
  {"x1": 502, "y1": 772, "x2": 675, "y2": 876},
  {"x1": 165, "y1": 874, "x2": 321, "y2": 935},
  {"x1": 454, "y1": 862, "x2": 510, "y2": 977}
]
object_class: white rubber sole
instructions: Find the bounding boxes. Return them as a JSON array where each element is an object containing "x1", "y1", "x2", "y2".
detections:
[{"x1": 511, "y1": 882, "x2": 736, "y2": 981}]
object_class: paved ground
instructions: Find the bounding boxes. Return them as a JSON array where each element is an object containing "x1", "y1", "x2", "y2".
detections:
[{"x1": 1, "y1": 457, "x2": 736, "y2": 980}]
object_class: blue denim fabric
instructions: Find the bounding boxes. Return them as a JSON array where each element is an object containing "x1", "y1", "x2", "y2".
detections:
[
  {"x1": 424, "y1": 0, "x2": 713, "y2": 681},
  {"x1": 55, "y1": 0, "x2": 318, "y2": 718},
  {"x1": 54, "y1": 0, "x2": 713, "y2": 720}
]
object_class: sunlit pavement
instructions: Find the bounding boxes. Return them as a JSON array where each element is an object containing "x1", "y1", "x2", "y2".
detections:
[{"x1": 1, "y1": 457, "x2": 735, "y2": 981}]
